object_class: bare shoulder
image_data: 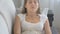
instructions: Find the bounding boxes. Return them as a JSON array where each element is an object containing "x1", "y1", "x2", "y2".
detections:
[
  {"x1": 14, "y1": 15, "x2": 21, "y2": 24},
  {"x1": 15, "y1": 15, "x2": 20, "y2": 20},
  {"x1": 14, "y1": 15, "x2": 21, "y2": 34}
]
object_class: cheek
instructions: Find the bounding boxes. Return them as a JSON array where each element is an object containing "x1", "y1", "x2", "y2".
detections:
[
  {"x1": 34, "y1": 5, "x2": 39, "y2": 10},
  {"x1": 36, "y1": 3, "x2": 39, "y2": 8},
  {"x1": 26, "y1": 4, "x2": 31, "y2": 9},
  {"x1": 26, "y1": 3, "x2": 39, "y2": 10}
]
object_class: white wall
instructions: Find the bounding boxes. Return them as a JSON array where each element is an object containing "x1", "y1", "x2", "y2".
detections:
[
  {"x1": 53, "y1": 0, "x2": 60, "y2": 32},
  {"x1": 48, "y1": 0, "x2": 60, "y2": 32},
  {"x1": 40, "y1": 0, "x2": 49, "y2": 9},
  {"x1": 13, "y1": 0, "x2": 21, "y2": 8},
  {"x1": 49, "y1": 0, "x2": 54, "y2": 10}
]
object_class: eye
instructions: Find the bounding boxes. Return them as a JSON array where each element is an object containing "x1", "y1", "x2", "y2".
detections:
[
  {"x1": 34, "y1": 1, "x2": 36, "y2": 4},
  {"x1": 29, "y1": 1, "x2": 32, "y2": 4}
]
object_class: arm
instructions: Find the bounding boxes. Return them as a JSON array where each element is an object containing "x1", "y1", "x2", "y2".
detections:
[
  {"x1": 44, "y1": 19, "x2": 52, "y2": 34},
  {"x1": 14, "y1": 16, "x2": 21, "y2": 34}
]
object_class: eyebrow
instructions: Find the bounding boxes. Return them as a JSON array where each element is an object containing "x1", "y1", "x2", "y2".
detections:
[
  {"x1": 27, "y1": 0, "x2": 37, "y2": 1},
  {"x1": 27, "y1": 0, "x2": 38, "y2": 2}
]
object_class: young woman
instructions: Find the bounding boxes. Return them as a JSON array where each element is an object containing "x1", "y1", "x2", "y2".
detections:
[{"x1": 14, "y1": 0, "x2": 52, "y2": 34}]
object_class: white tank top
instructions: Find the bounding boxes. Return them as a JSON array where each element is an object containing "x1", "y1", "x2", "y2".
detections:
[{"x1": 17, "y1": 14, "x2": 47, "y2": 32}]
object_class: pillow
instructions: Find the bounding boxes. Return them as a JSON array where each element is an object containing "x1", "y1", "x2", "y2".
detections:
[
  {"x1": 0, "y1": 0, "x2": 16, "y2": 34},
  {"x1": 0, "y1": 10, "x2": 12, "y2": 34},
  {"x1": 0, "y1": 15, "x2": 9, "y2": 34}
]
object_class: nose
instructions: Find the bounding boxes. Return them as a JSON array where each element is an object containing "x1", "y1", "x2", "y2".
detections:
[{"x1": 31, "y1": 2, "x2": 35, "y2": 6}]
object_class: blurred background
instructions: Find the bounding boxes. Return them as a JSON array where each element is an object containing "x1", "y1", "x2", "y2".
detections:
[{"x1": 0, "y1": 0, "x2": 60, "y2": 34}]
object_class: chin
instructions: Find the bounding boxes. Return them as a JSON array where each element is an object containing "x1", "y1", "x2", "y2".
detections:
[{"x1": 29, "y1": 9, "x2": 37, "y2": 12}]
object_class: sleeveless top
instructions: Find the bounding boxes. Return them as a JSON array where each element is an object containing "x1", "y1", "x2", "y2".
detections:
[{"x1": 17, "y1": 14, "x2": 48, "y2": 33}]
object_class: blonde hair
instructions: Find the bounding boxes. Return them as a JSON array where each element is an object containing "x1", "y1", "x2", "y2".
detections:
[{"x1": 21, "y1": 0, "x2": 41, "y2": 14}]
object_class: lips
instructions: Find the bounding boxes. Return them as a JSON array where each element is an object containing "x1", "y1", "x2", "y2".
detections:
[{"x1": 31, "y1": 7, "x2": 35, "y2": 9}]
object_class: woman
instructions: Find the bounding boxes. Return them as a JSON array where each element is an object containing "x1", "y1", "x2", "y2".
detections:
[{"x1": 14, "y1": 0, "x2": 52, "y2": 34}]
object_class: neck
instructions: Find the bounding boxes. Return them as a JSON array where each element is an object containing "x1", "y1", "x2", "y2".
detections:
[{"x1": 26, "y1": 12, "x2": 38, "y2": 17}]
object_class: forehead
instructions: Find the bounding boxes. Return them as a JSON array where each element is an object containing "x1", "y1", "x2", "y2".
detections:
[{"x1": 27, "y1": 0, "x2": 38, "y2": 2}]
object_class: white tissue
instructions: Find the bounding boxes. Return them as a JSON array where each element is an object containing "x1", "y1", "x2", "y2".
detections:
[{"x1": 41, "y1": 8, "x2": 49, "y2": 16}]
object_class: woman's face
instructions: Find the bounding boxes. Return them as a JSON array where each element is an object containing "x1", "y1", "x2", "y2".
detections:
[{"x1": 25, "y1": 0, "x2": 39, "y2": 13}]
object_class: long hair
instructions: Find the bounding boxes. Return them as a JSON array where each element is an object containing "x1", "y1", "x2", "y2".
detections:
[{"x1": 20, "y1": 0, "x2": 41, "y2": 14}]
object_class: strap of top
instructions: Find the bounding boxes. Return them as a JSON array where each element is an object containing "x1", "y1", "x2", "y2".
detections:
[{"x1": 17, "y1": 14, "x2": 25, "y2": 21}]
